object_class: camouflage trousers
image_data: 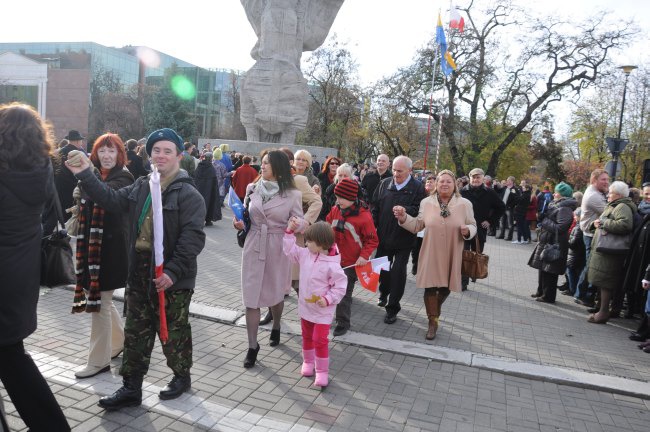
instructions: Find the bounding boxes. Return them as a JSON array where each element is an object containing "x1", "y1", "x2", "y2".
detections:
[{"x1": 119, "y1": 251, "x2": 193, "y2": 378}]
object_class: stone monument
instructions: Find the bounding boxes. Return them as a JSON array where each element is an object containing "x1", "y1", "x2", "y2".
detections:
[{"x1": 240, "y1": 0, "x2": 345, "y2": 144}]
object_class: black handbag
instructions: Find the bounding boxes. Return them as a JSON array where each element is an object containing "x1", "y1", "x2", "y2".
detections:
[
  {"x1": 540, "y1": 226, "x2": 561, "y2": 263},
  {"x1": 594, "y1": 228, "x2": 632, "y2": 255},
  {"x1": 40, "y1": 188, "x2": 75, "y2": 287}
]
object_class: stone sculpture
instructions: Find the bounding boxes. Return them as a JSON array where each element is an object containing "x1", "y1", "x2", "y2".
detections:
[{"x1": 240, "y1": 0, "x2": 345, "y2": 144}]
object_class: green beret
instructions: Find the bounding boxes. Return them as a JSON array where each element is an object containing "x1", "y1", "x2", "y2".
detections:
[{"x1": 554, "y1": 182, "x2": 573, "y2": 198}]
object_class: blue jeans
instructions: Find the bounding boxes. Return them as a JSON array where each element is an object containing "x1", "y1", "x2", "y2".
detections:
[
  {"x1": 566, "y1": 264, "x2": 583, "y2": 296},
  {"x1": 645, "y1": 291, "x2": 650, "y2": 314},
  {"x1": 574, "y1": 235, "x2": 593, "y2": 299}
]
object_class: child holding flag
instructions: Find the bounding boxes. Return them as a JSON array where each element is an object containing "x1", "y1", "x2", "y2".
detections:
[
  {"x1": 326, "y1": 179, "x2": 379, "y2": 336},
  {"x1": 283, "y1": 220, "x2": 347, "y2": 388}
]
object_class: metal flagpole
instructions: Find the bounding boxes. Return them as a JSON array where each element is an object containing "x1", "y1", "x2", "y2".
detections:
[
  {"x1": 423, "y1": 32, "x2": 441, "y2": 172},
  {"x1": 434, "y1": 84, "x2": 446, "y2": 174}
]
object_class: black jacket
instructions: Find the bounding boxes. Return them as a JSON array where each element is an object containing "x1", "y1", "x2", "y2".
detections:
[
  {"x1": 55, "y1": 143, "x2": 83, "y2": 218},
  {"x1": 528, "y1": 198, "x2": 577, "y2": 275},
  {"x1": 461, "y1": 184, "x2": 505, "y2": 243},
  {"x1": 75, "y1": 168, "x2": 206, "y2": 291},
  {"x1": 372, "y1": 176, "x2": 426, "y2": 250},
  {"x1": 78, "y1": 167, "x2": 134, "y2": 291},
  {"x1": 126, "y1": 150, "x2": 148, "y2": 179},
  {"x1": 193, "y1": 159, "x2": 218, "y2": 221},
  {"x1": 496, "y1": 185, "x2": 520, "y2": 210},
  {"x1": 0, "y1": 163, "x2": 51, "y2": 346},
  {"x1": 362, "y1": 169, "x2": 393, "y2": 207}
]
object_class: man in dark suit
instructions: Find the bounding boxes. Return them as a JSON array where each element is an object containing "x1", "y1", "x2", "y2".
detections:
[
  {"x1": 55, "y1": 130, "x2": 86, "y2": 220},
  {"x1": 461, "y1": 168, "x2": 505, "y2": 290},
  {"x1": 496, "y1": 176, "x2": 520, "y2": 241}
]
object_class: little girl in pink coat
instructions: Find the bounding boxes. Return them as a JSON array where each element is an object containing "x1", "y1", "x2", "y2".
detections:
[{"x1": 283, "y1": 219, "x2": 347, "y2": 387}]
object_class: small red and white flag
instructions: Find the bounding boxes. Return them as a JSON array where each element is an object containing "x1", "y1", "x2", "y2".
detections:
[
  {"x1": 354, "y1": 256, "x2": 390, "y2": 293},
  {"x1": 150, "y1": 165, "x2": 169, "y2": 344},
  {"x1": 449, "y1": 4, "x2": 465, "y2": 32}
]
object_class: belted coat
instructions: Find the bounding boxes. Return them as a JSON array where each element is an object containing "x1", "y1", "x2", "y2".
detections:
[{"x1": 241, "y1": 185, "x2": 303, "y2": 308}]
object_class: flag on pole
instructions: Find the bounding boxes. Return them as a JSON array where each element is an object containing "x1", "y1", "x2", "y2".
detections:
[
  {"x1": 149, "y1": 165, "x2": 169, "y2": 344},
  {"x1": 449, "y1": 4, "x2": 465, "y2": 32},
  {"x1": 228, "y1": 186, "x2": 245, "y2": 221},
  {"x1": 354, "y1": 256, "x2": 390, "y2": 293},
  {"x1": 436, "y1": 12, "x2": 457, "y2": 76}
]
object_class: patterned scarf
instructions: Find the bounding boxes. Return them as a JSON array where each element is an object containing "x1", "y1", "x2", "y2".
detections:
[{"x1": 72, "y1": 198, "x2": 106, "y2": 313}]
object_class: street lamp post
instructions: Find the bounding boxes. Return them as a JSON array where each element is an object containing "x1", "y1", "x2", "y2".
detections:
[{"x1": 609, "y1": 65, "x2": 637, "y2": 179}]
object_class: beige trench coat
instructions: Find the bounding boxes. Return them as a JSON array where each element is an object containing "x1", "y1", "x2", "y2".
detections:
[
  {"x1": 400, "y1": 194, "x2": 477, "y2": 292},
  {"x1": 291, "y1": 175, "x2": 323, "y2": 282}
]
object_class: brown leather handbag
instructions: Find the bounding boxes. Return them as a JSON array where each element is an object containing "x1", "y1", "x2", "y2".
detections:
[{"x1": 461, "y1": 236, "x2": 489, "y2": 279}]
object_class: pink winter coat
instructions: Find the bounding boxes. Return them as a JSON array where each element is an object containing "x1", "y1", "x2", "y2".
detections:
[{"x1": 283, "y1": 233, "x2": 347, "y2": 324}]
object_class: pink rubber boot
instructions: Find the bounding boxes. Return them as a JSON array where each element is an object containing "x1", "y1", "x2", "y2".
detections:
[
  {"x1": 314, "y1": 357, "x2": 329, "y2": 387},
  {"x1": 301, "y1": 349, "x2": 315, "y2": 377}
]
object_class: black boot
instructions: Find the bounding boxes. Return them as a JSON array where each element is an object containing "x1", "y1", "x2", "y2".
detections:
[
  {"x1": 159, "y1": 374, "x2": 191, "y2": 400},
  {"x1": 630, "y1": 314, "x2": 649, "y2": 341},
  {"x1": 98, "y1": 376, "x2": 143, "y2": 410}
]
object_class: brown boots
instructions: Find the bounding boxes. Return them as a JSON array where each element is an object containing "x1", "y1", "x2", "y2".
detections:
[{"x1": 423, "y1": 288, "x2": 450, "y2": 340}]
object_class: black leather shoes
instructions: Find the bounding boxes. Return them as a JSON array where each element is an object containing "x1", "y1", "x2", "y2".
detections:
[
  {"x1": 98, "y1": 376, "x2": 142, "y2": 410},
  {"x1": 244, "y1": 344, "x2": 260, "y2": 368},
  {"x1": 630, "y1": 332, "x2": 648, "y2": 342},
  {"x1": 377, "y1": 298, "x2": 387, "y2": 307},
  {"x1": 384, "y1": 314, "x2": 397, "y2": 324},
  {"x1": 333, "y1": 325, "x2": 348, "y2": 337},
  {"x1": 259, "y1": 309, "x2": 273, "y2": 325},
  {"x1": 159, "y1": 374, "x2": 191, "y2": 400},
  {"x1": 269, "y1": 328, "x2": 280, "y2": 346}
]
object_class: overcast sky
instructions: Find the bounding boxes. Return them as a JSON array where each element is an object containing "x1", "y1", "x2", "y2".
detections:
[{"x1": 3, "y1": 0, "x2": 648, "y2": 85}]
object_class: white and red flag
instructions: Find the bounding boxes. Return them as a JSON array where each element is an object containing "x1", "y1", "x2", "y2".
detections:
[
  {"x1": 353, "y1": 256, "x2": 390, "y2": 293},
  {"x1": 150, "y1": 165, "x2": 169, "y2": 344},
  {"x1": 449, "y1": 4, "x2": 465, "y2": 32}
]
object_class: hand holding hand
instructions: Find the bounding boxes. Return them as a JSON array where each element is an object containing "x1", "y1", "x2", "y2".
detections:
[
  {"x1": 288, "y1": 216, "x2": 300, "y2": 231},
  {"x1": 153, "y1": 273, "x2": 173, "y2": 292},
  {"x1": 460, "y1": 225, "x2": 470, "y2": 237},
  {"x1": 393, "y1": 206, "x2": 406, "y2": 223},
  {"x1": 65, "y1": 150, "x2": 90, "y2": 174},
  {"x1": 233, "y1": 218, "x2": 245, "y2": 230}
]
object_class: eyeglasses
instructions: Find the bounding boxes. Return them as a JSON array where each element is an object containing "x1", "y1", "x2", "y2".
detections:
[
  {"x1": 329, "y1": 162, "x2": 340, "y2": 166},
  {"x1": 296, "y1": 158, "x2": 309, "y2": 162}
]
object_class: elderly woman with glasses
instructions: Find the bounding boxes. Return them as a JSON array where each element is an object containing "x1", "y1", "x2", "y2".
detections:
[
  {"x1": 393, "y1": 170, "x2": 476, "y2": 340},
  {"x1": 293, "y1": 150, "x2": 320, "y2": 188}
]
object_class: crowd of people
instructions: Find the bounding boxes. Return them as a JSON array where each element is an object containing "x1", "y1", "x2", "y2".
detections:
[{"x1": 1, "y1": 100, "x2": 649, "y2": 429}]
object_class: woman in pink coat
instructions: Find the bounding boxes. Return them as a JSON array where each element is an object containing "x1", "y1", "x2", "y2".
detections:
[
  {"x1": 394, "y1": 170, "x2": 476, "y2": 340},
  {"x1": 283, "y1": 220, "x2": 347, "y2": 387},
  {"x1": 234, "y1": 150, "x2": 304, "y2": 368}
]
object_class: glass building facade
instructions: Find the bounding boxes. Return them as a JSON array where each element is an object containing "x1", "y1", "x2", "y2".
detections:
[{"x1": 0, "y1": 42, "x2": 243, "y2": 138}]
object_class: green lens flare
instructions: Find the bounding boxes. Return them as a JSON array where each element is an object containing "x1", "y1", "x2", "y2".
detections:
[{"x1": 171, "y1": 75, "x2": 196, "y2": 100}]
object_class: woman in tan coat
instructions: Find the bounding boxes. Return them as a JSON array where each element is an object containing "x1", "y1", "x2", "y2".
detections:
[{"x1": 394, "y1": 170, "x2": 476, "y2": 340}]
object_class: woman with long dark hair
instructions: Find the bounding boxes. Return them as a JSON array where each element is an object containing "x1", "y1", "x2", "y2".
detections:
[
  {"x1": 0, "y1": 103, "x2": 70, "y2": 430},
  {"x1": 72, "y1": 133, "x2": 134, "y2": 379},
  {"x1": 234, "y1": 150, "x2": 304, "y2": 368}
]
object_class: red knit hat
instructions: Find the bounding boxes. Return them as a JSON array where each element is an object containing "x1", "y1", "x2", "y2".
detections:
[{"x1": 334, "y1": 178, "x2": 358, "y2": 201}]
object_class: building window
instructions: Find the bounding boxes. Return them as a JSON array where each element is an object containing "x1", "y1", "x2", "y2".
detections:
[{"x1": 0, "y1": 85, "x2": 38, "y2": 108}]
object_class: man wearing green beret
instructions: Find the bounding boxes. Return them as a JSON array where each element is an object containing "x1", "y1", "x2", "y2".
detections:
[{"x1": 65, "y1": 128, "x2": 206, "y2": 410}]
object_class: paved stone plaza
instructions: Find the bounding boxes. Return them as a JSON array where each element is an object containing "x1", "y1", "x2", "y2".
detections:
[{"x1": 2, "y1": 207, "x2": 650, "y2": 431}]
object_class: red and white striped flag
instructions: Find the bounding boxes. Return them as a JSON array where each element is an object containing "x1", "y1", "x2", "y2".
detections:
[
  {"x1": 449, "y1": 4, "x2": 465, "y2": 32},
  {"x1": 150, "y1": 165, "x2": 169, "y2": 344}
]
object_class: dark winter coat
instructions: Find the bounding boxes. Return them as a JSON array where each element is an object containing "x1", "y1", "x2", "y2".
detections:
[
  {"x1": 371, "y1": 176, "x2": 427, "y2": 250},
  {"x1": 319, "y1": 180, "x2": 367, "y2": 221},
  {"x1": 194, "y1": 159, "x2": 218, "y2": 221},
  {"x1": 514, "y1": 189, "x2": 531, "y2": 217},
  {"x1": 126, "y1": 150, "x2": 148, "y2": 179},
  {"x1": 362, "y1": 169, "x2": 392, "y2": 207},
  {"x1": 75, "y1": 168, "x2": 206, "y2": 292},
  {"x1": 460, "y1": 184, "x2": 505, "y2": 243},
  {"x1": 587, "y1": 197, "x2": 636, "y2": 291},
  {"x1": 78, "y1": 167, "x2": 134, "y2": 291},
  {"x1": 567, "y1": 223, "x2": 586, "y2": 269},
  {"x1": 0, "y1": 163, "x2": 52, "y2": 346},
  {"x1": 528, "y1": 197, "x2": 577, "y2": 275},
  {"x1": 622, "y1": 208, "x2": 650, "y2": 305}
]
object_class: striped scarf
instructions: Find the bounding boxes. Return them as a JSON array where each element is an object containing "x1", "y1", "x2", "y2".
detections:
[{"x1": 72, "y1": 198, "x2": 105, "y2": 313}]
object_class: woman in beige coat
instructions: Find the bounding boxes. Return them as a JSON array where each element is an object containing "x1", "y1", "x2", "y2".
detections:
[{"x1": 394, "y1": 170, "x2": 476, "y2": 340}]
